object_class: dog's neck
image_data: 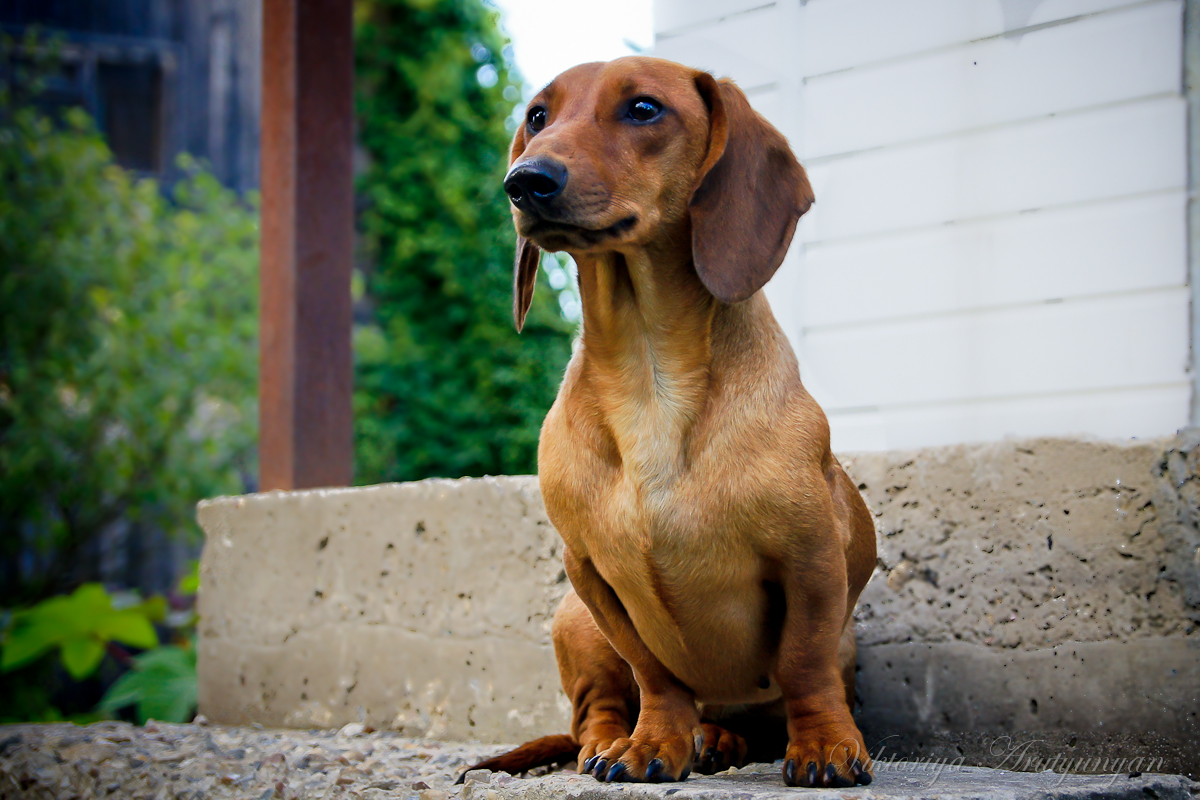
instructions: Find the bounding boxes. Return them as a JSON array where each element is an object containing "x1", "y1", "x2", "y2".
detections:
[{"x1": 572, "y1": 244, "x2": 719, "y2": 482}]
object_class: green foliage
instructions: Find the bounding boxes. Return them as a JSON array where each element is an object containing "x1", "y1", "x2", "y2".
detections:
[
  {"x1": 1, "y1": 582, "x2": 198, "y2": 723},
  {"x1": 0, "y1": 81, "x2": 259, "y2": 603},
  {"x1": 177, "y1": 559, "x2": 201, "y2": 597},
  {"x1": 97, "y1": 643, "x2": 197, "y2": 724},
  {"x1": 353, "y1": 0, "x2": 573, "y2": 484},
  {"x1": 0, "y1": 584, "x2": 160, "y2": 680}
]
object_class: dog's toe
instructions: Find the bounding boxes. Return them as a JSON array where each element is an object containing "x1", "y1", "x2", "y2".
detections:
[{"x1": 694, "y1": 723, "x2": 748, "y2": 774}]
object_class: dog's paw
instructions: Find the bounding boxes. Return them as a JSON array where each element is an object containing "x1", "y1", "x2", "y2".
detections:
[
  {"x1": 694, "y1": 723, "x2": 748, "y2": 775},
  {"x1": 576, "y1": 740, "x2": 617, "y2": 775},
  {"x1": 781, "y1": 725, "x2": 872, "y2": 788},
  {"x1": 583, "y1": 726, "x2": 701, "y2": 783}
]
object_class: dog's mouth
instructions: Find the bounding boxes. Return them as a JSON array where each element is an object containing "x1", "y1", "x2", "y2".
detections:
[{"x1": 521, "y1": 215, "x2": 638, "y2": 249}]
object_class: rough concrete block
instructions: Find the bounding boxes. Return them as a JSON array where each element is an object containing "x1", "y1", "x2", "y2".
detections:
[
  {"x1": 842, "y1": 435, "x2": 1200, "y2": 651},
  {"x1": 197, "y1": 476, "x2": 570, "y2": 743},
  {"x1": 196, "y1": 435, "x2": 1200, "y2": 775}
]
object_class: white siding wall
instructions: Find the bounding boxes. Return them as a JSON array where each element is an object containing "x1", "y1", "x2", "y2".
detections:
[{"x1": 653, "y1": 0, "x2": 1191, "y2": 451}]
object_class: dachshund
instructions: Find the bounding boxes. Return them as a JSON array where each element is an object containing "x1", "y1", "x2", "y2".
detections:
[{"x1": 459, "y1": 56, "x2": 876, "y2": 789}]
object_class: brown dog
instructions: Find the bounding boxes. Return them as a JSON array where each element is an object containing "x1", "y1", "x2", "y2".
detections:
[{"x1": 463, "y1": 56, "x2": 876, "y2": 788}]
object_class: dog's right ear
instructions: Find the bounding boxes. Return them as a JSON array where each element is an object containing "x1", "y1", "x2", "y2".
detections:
[
  {"x1": 509, "y1": 122, "x2": 541, "y2": 332},
  {"x1": 513, "y1": 235, "x2": 540, "y2": 333}
]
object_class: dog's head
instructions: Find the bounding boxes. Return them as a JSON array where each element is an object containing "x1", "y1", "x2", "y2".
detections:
[{"x1": 506, "y1": 56, "x2": 813, "y2": 330}]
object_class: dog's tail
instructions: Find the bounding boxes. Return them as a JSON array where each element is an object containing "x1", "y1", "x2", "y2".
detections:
[{"x1": 454, "y1": 734, "x2": 579, "y2": 784}]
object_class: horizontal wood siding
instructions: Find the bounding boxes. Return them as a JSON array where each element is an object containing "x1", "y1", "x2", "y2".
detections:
[{"x1": 652, "y1": 0, "x2": 1191, "y2": 449}]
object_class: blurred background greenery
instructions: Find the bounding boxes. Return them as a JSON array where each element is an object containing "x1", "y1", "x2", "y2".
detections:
[{"x1": 0, "y1": 0, "x2": 572, "y2": 724}]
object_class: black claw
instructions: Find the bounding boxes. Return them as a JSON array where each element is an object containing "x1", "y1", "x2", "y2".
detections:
[
  {"x1": 854, "y1": 761, "x2": 873, "y2": 786},
  {"x1": 606, "y1": 763, "x2": 627, "y2": 783},
  {"x1": 824, "y1": 763, "x2": 853, "y2": 788},
  {"x1": 583, "y1": 756, "x2": 597, "y2": 773},
  {"x1": 784, "y1": 759, "x2": 798, "y2": 786},
  {"x1": 702, "y1": 747, "x2": 717, "y2": 771},
  {"x1": 645, "y1": 758, "x2": 664, "y2": 782},
  {"x1": 807, "y1": 761, "x2": 819, "y2": 787},
  {"x1": 592, "y1": 759, "x2": 608, "y2": 779},
  {"x1": 680, "y1": 766, "x2": 691, "y2": 781}
]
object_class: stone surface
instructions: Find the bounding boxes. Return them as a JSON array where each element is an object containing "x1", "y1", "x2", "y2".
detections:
[
  {"x1": 3, "y1": 722, "x2": 1197, "y2": 800},
  {"x1": 856, "y1": 639, "x2": 1199, "y2": 740},
  {"x1": 839, "y1": 434, "x2": 1200, "y2": 775},
  {"x1": 196, "y1": 434, "x2": 1200, "y2": 774},
  {"x1": 0, "y1": 720, "x2": 506, "y2": 800},
  {"x1": 462, "y1": 761, "x2": 1200, "y2": 800},
  {"x1": 843, "y1": 433, "x2": 1200, "y2": 651},
  {"x1": 197, "y1": 476, "x2": 571, "y2": 742}
]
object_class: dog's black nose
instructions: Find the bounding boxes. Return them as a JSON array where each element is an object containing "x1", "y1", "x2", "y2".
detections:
[{"x1": 505, "y1": 159, "x2": 567, "y2": 210}]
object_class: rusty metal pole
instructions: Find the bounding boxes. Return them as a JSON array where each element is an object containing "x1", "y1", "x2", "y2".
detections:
[{"x1": 259, "y1": 0, "x2": 354, "y2": 490}]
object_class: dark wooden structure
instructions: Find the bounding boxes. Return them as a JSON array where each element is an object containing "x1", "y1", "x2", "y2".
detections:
[
  {"x1": 258, "y1": 0, "x2": 354, "y2": 490},
  {"x1": 0, "y1": 0, "x2": 262, "y2": 193}
]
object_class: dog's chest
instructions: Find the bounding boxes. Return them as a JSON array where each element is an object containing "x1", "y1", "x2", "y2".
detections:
[{"x1": 552, "y1": 438, "x2": 775, "y2": 658}]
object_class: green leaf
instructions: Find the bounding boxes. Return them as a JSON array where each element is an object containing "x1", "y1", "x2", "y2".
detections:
[
  {"x1": 1, "y1": 584, "x2": 165, "y2": 680},
  {"x1": 123, "y1": 595, "x2": 167, "y2": 624},
  {"x1": 2, "y1": 616, "x2": 57, "y2": 672},
  {"x1": 97, "y1": 645, "x2": 197, "y2": 723},
  {"x1": 1, "y1": 594, "x2": 79, "y2": 672},
  {"x1": 94, "y1": 611, "x2": 158, "y2": 650},
  {"x1": 70, "y1": 584, "x2": 114, "y2": 615},
  {"x1": 95, "y1": 670, "x2": 142, "y2": 713},
  {"x1": 177, "y1": 562, "x2": 200, "y2": 596},
  {"x1": 59, "y1": 636, "x2": 105, "y2": 680}
]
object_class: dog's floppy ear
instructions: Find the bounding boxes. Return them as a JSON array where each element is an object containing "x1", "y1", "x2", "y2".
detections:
[
  {"x1": 513, "y1": 235, "x2": 540, "y2": 333},
  {"x1": 689, "y1": 73, "x2": 814, "y2": 304},
  {"x1": 508, "y1": 113, "x2": 542, "y2": 331},
  {"x1": 508, "y1": 121, "x2": 542, "y2": 332}
]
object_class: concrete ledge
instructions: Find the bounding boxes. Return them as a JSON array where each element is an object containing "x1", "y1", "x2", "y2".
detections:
[
  {"x1": 197, "y1": 434, "x2": 1200, "y2": 776},
  {"x1": 197, "y1": 476, "x2": 570, "y2": 742},
  {"x1": 856, "y1": 639, "x2": 1199, "y2": 747}
]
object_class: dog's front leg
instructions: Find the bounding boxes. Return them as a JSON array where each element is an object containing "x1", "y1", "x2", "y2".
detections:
[
  {"x1": 774, "y1": 542, "x2": 873, "y2": 788},
  {"x1": 563, "y1": 547, "x2": 703, "y2": 783}
]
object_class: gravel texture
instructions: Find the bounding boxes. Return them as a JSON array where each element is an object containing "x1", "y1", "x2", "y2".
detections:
[
  {"x1": 462, "y1": 761, "x2": 1200, "y2": 800},
  {"x1": 0, "y1": 719, "x2": 511, "y2": 800},
  {"x1": 3, "y1": 721, "x2": 1198, "y2": 800}
]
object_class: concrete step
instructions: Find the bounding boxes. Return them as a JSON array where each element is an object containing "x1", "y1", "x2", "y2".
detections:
[
  {"x1": 194, "y1": 432, "x2": 1200, "y2": 779},
  {"x1": 1, "y1": 721, "x2": 1195, "y2": 800}
]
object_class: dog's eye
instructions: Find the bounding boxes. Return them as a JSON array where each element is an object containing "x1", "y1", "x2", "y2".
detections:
[
  {"x1": 627, "y1": 98, "x2": 663, "y2": 123},
  {"x1": 527, "y1": 106, "x2": 547, "y2": 133}
]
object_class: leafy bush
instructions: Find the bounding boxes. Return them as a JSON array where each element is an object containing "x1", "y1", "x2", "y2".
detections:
[
  {"x1": 0, "y1": 82, "x2": 259, "y2": 605},
  {"x1": 353, "y1": 0, "x2": 574, "y2": 484},
  {"x1": 0, "y1": 582, "x2": 198, "y2": 724},
  {"x1": 0, "y1": 584, "x2": 161, "y2": 679},
  {"x1": 0, "y1": 45, "x2": 250, "y2": 722}
]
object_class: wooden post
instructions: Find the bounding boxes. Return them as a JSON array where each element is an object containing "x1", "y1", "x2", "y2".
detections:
[{"x1": 259, "y1": 0, "x2": 354, "y2": 490}]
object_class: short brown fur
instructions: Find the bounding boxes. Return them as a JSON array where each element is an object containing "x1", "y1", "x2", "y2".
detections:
[{"x1": 474, "y1": 56, "x2": 876, "y2": 788}]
